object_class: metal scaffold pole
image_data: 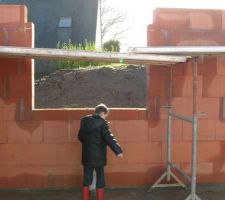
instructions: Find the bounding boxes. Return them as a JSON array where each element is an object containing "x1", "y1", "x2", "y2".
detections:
[
  {"x1": 185, "y1": 58, "x2": 201, "y2": 200},
  {"x1": 149, "y1": 59, "x2": 202, "y2": 200}
]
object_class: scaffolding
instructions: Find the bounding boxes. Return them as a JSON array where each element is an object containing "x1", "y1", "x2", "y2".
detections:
[
  {"x1": 2, "y1": 45, "x2": 225, "y2": 200},
  {"x1": 146, "y1": 58, "x2": 201, "y2": 200}
]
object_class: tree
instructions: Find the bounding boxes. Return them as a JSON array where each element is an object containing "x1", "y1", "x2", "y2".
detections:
[{"x1": 98, "y1": 0, "x2": 128, "y2": 48}]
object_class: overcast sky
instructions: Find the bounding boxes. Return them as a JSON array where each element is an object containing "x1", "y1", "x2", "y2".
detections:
[{"x1": 96, "y1": 0, "x2": 225, "y2": 52}]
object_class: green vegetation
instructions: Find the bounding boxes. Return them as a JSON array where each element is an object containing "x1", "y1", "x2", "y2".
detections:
[
  {"x1": 103, "y1": 39, "x2": 120, "y2": 52},
  {"x1": 56, "y1": 40, "x2": 105, "y2": 69}
]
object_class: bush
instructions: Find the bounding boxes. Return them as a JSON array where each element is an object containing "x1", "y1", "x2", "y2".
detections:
[
  {"x1": 103, "y1": 40, "x2": 120, "y2": 52},
  {"x1": 56, "y1": 40, "x2": 102, "y2": 69}
]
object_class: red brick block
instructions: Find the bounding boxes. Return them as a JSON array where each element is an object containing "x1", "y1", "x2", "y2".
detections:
[
  {"x1": 0, "y1": 5, "x2": 27, "y2": 26},
  {"x1": 172, "y1": 97, "x2": 193, "y2": 117},
  {"x1": 149, "y1": 75, "x2": 167, "y2": 97},
  {"x1": 216, "y1": 121, "x2": 225, "y2": 140},
  {"x1": 69, "y1": 120, "x2": 80, "y2": 142},
  {"x1": 150, "y1": 119, "x2": 182, "y2": 142},
  {"x1": 113, "y1": 120, "x2": 148, "y2": 142},
  {"x1": 43, "y1": 121, "x2": 69, "y2": 143},
  {"x1": 153, "y1": 8, "x2": 190, "y2": 30},
  {"x1": 0, "y1": 166, "x2": 8, "y2": 188},
  {"x1": 7, "y1": 121, "x2": 43, "y2": 143},
  {"x1": 8, "y1": 74, "x2": 27, "y2": 97},
  {"x1": 172, "y1": 75, "x2": 203, "y2": 97},
  {"x1": 198, "y1": 141, "x2": 224, "y2": 162},
  {"x1": 189, "y1": 10, "x2": 222, "y2": 31},
  {"x1": 162, "y1": 142, "x2": 192, "y2": 162},
  {"x1": 182, "y1": 120, "x2": 216, "y2": 141},
  {"x1": 202, "y1": 75, "x2": 225, "y2": 97},
  {"x1": 147, "y1": 25, "x2": 167, "y2": 46},
  {"x1": 8, "y1": 166, "x2": 44, "y2": 188},
  {"x1": 168, "y1": 30, "x2": 225, "y2": 46},
  {"x1": 222, "y1": 10, "x2": 225, "y2": 31},
  {"x1": 108, "y1": 142, "x2": 162, "y2": 165},
  {"x1": 0, "y1": 121, "x2": 7, "y2": 143},
  {"x1": 5, "y1": 144, "x2": 57, "y2": 166},
  {"x1": 0, "y1": 104, "x2": 16, "y2": 120},
  {"x1": 198, "y1": 57, "x2": 218, "y2": 75},
  {"x1": 42, "y1": 165, "x2": 82, "y2": 187},
  {"x1": 0, "y1": 58, "x2": 20, "y2": 74},
  {"x1": 217, "y1": 57, "x2": 225, "y2": 75},
  {"x1": 56, "y1": 143, "x2": 81, "y2": 165},
  {"x1": 197, "y1": 98, "x2": 220, "y2": 120},
  {"x1": 181, "y1": 162, "x2": 213, "y2": 175}
]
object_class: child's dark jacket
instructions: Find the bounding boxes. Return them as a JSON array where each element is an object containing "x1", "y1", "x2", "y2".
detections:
[{"x1": 78, "y1": 114, "x2": 123, "y2": 167}]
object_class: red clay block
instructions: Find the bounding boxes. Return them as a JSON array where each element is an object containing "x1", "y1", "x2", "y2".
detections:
[
  {"x1": 162, "y1": 142, "x2": 192, "y2": 162},
  {"x1": 202, "y1": 76, "x2": 225, "y2": 97},
  {"x1": 0, "y1": 104, "x2": 16, "y2": 120},
  {"x1": 8, "y1": 74, "x2": 27, "y2": 97},
  {"x1": 182, "y1": 120, "x2": 216, "y2": 141},
  {"x1": 153, "y1": 8, "x2": 190, "y2": 30},
  {"x1": 198, "y1": 141, "x2": 224, "y2": 162},
  {"x1": 217, "y1": 57, "x2": 225, "y2": 75},
  {"x1": 56, "y1": 143, "x2": 81, "y2": 165},
  {"x1": 6, "y1": 144, "x2": 57, "y2": 166},
  {"x1": 7, "y1": 121, "x2": 43, "y2": 143},
  {"x1": 113, "y1": 120, "x2": 148, "y2": 142},
  {"x1": 69, "y1": 120, "x2": 80, "y2": 142},
  {"x1": 222, "y1": 10, "x2": 225, "y2": 31},
  {"x1": 216, "y1": 121, "x2": 225, "y2": 140},
  {"x1": 168, "y1": 30, "x2": 225, "y2": 46},
  {"x1": 149, "y1": 75, "x2": 167, "y2": 97},
  {"x1": 172, "y1": 75, "x2": 203, "y2": 97},
  {"x1": 8, "y1": 166, "x2": 44, "y2": 188},
  {"x1": 108, "y1": 142, "x2": 162, "y2": 165},
  {"x1": 0, "y1": 58, "x2": 20, "y2": 74},
  {"x1": 150, "y1": 119, "x2": 182, "y2": 142},
  {"x1": 181, "y1": 162, "x2": 213, "y2": 175},
  {"x1": 189, "y1": 10, "x2": 222, "y2": 31},
  {"x1": 0, "y1": 121, "x2": 7, "y2": 143},
  {"x1": 198, "y1": 57, "x2": 217, "y2": 75},
  {"x1": 0, "y1": 166, "x2": 8, "y2": 188},
  {"x1": 42, "y1": 166, "x2": 82, "y2": 188},
  {"x1": 172, "y1": 97, "x2": 193, "y2": 117},
  {"x1": 147, "y1": 25, "x2": 167, "y2": 46},
  {"x1": 43, "y1": 120, "x2": 69, "y2": 143},
  {"x1": 197, "y1": 98, "x2": 220, "y2": 120},
  {"x1": 0, "y1": 5, "x2": 27, "y2": 26}
]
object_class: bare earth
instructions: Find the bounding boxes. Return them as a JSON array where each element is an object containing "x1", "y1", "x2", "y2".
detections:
[
  {"x1": 35, "y1": 65, "x2": 146, "y2": 109},
  {"x1": 1, "y1": 186, "x2": 225, "y2": 200}
]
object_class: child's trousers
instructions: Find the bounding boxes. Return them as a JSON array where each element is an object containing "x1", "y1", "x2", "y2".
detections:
[{"x1": 83, "y1": 166, "x2": 105, "y2": 188}]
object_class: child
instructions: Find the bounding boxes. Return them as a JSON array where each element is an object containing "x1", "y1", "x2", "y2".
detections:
[{"x1": 78, "y1": 103, "x2": 123, "y2": 200}]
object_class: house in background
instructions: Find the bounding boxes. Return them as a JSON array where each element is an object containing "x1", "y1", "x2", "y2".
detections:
[
  {"x1": 0, "y1": 0, "x2": 99, "y2": 76},
  {"x1": 0, "y1": 0, "x2": 99, "y2": 48}
]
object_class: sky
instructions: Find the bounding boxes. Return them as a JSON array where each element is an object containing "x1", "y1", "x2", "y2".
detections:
[{"x1": 96, "y1": 0, "x2": 225, "y2": 52}]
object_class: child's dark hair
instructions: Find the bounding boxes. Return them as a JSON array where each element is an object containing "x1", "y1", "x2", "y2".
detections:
[{"x1": 95, "y1": 103, "x2": 109, "y2": 115}]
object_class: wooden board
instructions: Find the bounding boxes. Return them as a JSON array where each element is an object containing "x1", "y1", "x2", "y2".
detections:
[{"x1": 0, "y1": 46, "x2": 189, "y2": 65}]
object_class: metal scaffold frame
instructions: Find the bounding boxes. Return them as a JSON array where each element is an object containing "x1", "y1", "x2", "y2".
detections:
[{"x1": 148, "y1": 58, "x2": 201, "y2": 200}]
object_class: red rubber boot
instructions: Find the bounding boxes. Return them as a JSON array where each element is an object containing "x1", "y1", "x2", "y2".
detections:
[
  {"x1": 82, "y1": 186, "x2": 90, "y2": 200},
  {"x1": 96, "y1": 188, "x2": 104, "y2": 200}
]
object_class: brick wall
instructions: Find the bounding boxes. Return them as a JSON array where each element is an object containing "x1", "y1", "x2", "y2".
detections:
[
  {"x1": 1, "y1": 6, "x2": 225, "y2": 189},
  {"x1": 148, "y1": 8, "x2": 225, "y2": 184}
]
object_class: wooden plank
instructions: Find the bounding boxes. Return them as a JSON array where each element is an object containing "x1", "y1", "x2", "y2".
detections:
[
  {"x1": 129, "y1": 46, "x2": 225, "y2": 56},
  {"x1": 0, "y1": 46, "x2": 189, "y2": 65}
]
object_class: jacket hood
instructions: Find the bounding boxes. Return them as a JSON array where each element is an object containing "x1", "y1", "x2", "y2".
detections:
[{"x1": 81, "y1": 114, "x2": 105, "y2": 132}]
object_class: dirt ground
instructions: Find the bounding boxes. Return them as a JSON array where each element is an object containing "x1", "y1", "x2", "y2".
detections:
[
  {"x1": 35, "y1": 65, "x2": 146, "y2": 108},
  {"x1": 1, "y1": 186, "x2": 225, "y2": 200}
]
